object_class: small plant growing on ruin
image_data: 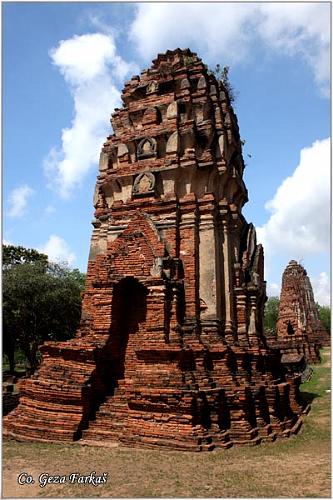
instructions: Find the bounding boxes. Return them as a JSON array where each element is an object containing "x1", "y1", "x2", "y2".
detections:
[
  {"x1": 210, "y1": 64, "x2": 238, "y2": 103},
  {"x1": 183, "y1": 55, "x2": 196, "y2": 66}
]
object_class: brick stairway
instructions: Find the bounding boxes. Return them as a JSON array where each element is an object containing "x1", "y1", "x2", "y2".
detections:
[{"x1": 80, "y1": 384, "x2": 128, "y2": 444}]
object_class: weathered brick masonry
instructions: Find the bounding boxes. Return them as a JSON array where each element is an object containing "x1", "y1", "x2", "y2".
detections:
[
  {"x1": 269, "y1": 260, "x2": 330, "y2": 366},
  {"x1": 4, "y1": 49, "x2": 307, "y2": 450}
]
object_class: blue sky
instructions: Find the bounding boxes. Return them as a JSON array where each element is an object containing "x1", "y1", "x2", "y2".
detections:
[{"x1": 3, "y1": 2, "x2": 331, "y2": 305}]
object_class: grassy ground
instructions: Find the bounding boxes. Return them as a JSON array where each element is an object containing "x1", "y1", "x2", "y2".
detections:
[{"x1": 2, "y1": 348, "x2": 331, "y2": 498}]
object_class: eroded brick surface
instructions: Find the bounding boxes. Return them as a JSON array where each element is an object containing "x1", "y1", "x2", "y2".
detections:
[
  {"x1": 4, "y1": 49, "x2": 307, "y2": 450},
  {"x1": 270, "y1": 260, "x2": 330, "y2": 365}
]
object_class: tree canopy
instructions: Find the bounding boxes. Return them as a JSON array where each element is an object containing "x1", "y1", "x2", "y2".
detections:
[
  {"x1": 264, "y1": 296, "x2": 280, "y2": 333},
  {"x1": 3, "y1": 245, "x2": 85, "y2": 373},
  {"x1": 3, "y1": 244, "x2": 48, "y2": 268},
  {"x1": 317, "y1": 304, "x2": 331, "y2": 334}
]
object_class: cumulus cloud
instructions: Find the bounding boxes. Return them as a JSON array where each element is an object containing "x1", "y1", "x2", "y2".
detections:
[
  {"x1": 312, "y1": 272, "x2": 330, "y2": 306},
  {"x1": 258, "y1": 3, "x2": 330, "y2": 96},
  {"x1": 130, "y1": 4, "x2": 257, "y2": 64},
  {"x1": 7, "y1": 185, "x2": 35, "y2": 218},
  {"x1": 39, "y1": 235, "x2": 76, "y2": 265},
  {"x1": 257, "y1": 138, "x2": 330, "y2": 257},
  {"x1": 130, "y1": 3, "x2": 330, "y2": 94},
  {"x1": 44, "y1": 33, "x2": 136, "y2": 198}
]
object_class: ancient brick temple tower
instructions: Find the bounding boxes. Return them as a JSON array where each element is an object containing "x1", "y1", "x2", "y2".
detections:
[
  {"x1": 275, "y1": 260, "x2": 330, "y2": 363},
  {"x1": 4, "y1": 49, "x2": 306, "y2": 450}
]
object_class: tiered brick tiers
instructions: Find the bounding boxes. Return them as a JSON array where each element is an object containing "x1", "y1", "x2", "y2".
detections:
[
  {"x1": 4, "y1": 49, "x2": 306, "y2": 450},
  {"x1": 268, "y1": 260, "x2": 330, "y2": 366}
]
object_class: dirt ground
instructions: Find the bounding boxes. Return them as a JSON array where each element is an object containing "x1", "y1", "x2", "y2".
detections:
[{"x1": 2, "y1": 348, "x2": 331, "y2": 498}]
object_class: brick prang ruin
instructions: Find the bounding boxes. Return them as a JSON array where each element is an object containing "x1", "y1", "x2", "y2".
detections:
[
  {"x1": 273, "y1": 260, "x2": 330, "y2": 365},
  {"x1": 4, "y1": 49, "x2": 308, "y2": 451}
]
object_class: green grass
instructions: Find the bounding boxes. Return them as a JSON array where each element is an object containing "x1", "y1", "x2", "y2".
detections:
[
  {"x1": 296, "y1": 348, "x2": 331, "y2": 444},
  {"x1": 2, "y1": 348, "x2": 331, "y2": 498},
  {"x1": 301, "y1": 353, "x2": 331, "y2": 397}
]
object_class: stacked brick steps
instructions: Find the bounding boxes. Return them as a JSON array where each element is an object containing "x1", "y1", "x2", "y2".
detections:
[
  {"x1": 82, "y1": 386, "x2": 128, "y2": 441},
  {"x1": 4, "y1": 334, "x2": 305, "y2": 449}
]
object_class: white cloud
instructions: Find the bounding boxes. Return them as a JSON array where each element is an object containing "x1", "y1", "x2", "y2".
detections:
[
  {"x1": 45, "y1": 205, "x2": 56, "y2": 214},
  {"x1": 39, "y1": 235, "x2": 76, "y2": 266},
  {"x1": 50, "y1": 33, "x2": 116, "y2": 83},
  {"x1": 44, "y1": 33, "x2": 137, "y2": 198},
  {"x1": 257, "y1": 138, "x2": 330, "y2": 257},
  {"x1": 7, "y1": 185, "x2": 35, "y2": 218},
  {"x1": 130, "y1": 4, "x2": 256, "y2": 64},
  {"x1": 130, "y1": 3, "x2": 330, "y2": 94},
  {"x1": 312, "y1": 272, "x2": 330, "y2": 306},
  {"x1": 258, "y1": 3, "x2": 330, "y2": 96},
  {"x1": 266, "y1": 282, "x2": 280, "y2": 298}
]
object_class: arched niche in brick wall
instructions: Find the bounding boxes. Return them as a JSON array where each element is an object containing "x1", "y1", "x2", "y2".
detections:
[
  {"x1": 287, "y1": 321, "x2": 295, "y2": 336},
  {"x1": 107, "y1": 213, "x2": 166, "y2": 281},
  {"x1": 133, "y1": 171, "x2": 156, "y2": 197},
  {"x1": 142, "y1": 106, "x2": 162, "y2": 126},
  {"x1": 137, "y1": 137, "x2": 157, "y2": 159}
]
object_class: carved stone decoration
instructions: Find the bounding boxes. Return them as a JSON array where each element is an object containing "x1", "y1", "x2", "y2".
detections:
[
  {"x1": 107, "y1": 147, "x2": 118, "y2": 170},
  {"x1": 98, "y1": 151, "x2": 108, "y2": 172},
  {"x1": 210, "y1": 84, "x2": 217, "y2": 96},
  {"x1": 133, "y1": 171, "x2": 155, "y2": 196},
  {"x1": 137, "y1": 137, "x2": 157, "y2": 159},
  {"x1": 180, "y1": 78, "x2": 190, "y2": 89},
  {"x1": 117, "y1": 143, "x2": 129, "y2": 157},
  {"x1": 166, "y1": 101, "x2": 178, "y2": 119},
  {"x1": 94, "y1": 186, "x2": 109, "y2": 220},
  {"x1": 94, "y1": 187, "x2": 107, "y2": 209},
  {"x1": 197, "y1": 75, "x2": 207, "y2": 89},
  {"x1": 200, "y1": 298, "x2": 208, "y2": 311},
  {"x1": 166, "y1": 131, "x2": 179, "y2": 154},
  {"x1": 146, "y1": 80, "x2": 159, "y2": 94},
  {"x1": 218, "y1": 133, "x2": 227, "y2": 161},
  {"x1": 242, "y1": 223, "x2": 257, "y2": 271}
]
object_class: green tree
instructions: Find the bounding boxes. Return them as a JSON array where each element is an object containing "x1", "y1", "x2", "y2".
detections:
[
  {"x1": 264, "y1": 296, "x2": 280, "y2": 333},
  {"x1": 3, "y1": 245, "x2": 49, "y2": 372},
  {"x1": 3, "y1": 246, "x2": 85, "y2": 373},
  {"x1": 317, "y1": 304, "x2": 331, "y2": 334},
  {"x1": 3, "y1": 244, "x2": 48, "y2": 268}
]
